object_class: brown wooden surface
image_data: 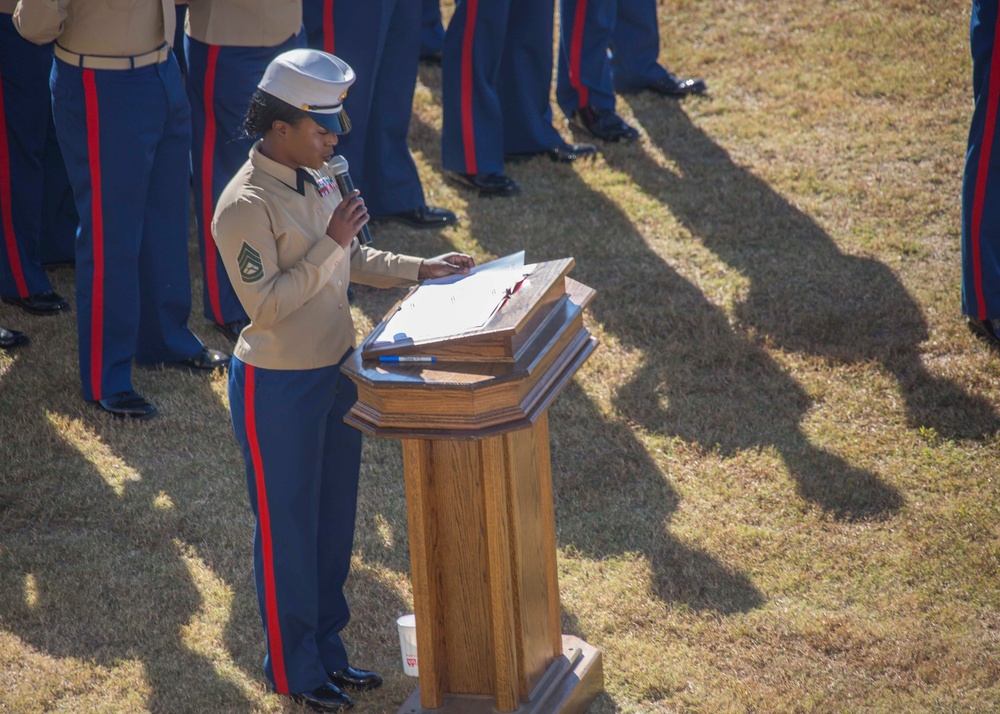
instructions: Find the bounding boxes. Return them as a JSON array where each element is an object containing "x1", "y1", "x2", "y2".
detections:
[{"x1": 395, "y1": 636, "x2": 603, "y2": 714}]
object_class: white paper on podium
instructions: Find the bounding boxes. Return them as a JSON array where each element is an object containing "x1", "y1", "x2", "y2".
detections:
[{"x1": 372, "y1": 251, "x2": 535, "y2": 346}]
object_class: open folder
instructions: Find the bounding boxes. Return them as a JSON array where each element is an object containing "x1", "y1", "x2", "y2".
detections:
[{"x1": 370, "y1": 251, "x2": 535, "y2": 347}]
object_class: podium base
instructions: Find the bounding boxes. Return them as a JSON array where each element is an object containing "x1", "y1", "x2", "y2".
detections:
[{"x1": 396, "y1": 635, "x2": 603, "y2": 714}]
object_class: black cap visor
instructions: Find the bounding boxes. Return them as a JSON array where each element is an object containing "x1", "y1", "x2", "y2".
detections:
[{"x1": 309, "y1": 108, "x2": 351, "y2": 135}]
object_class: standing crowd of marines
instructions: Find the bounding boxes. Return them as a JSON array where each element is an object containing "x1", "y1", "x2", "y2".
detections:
[
  {"x1": 0, "y1": 0, "x2": 708, "y2": 710},
  {"x1": 0, "y1": 0, "x2": 707, "y2": 420}
]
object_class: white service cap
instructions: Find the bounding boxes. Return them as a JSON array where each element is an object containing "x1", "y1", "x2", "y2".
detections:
[{"x1": 258, "y1": 49, "x2": 356, "y2": 134}]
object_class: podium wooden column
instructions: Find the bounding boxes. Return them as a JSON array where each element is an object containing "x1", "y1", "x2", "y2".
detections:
[{"x1": 341, "y1": 260, "x2": 603, "y2": 714}]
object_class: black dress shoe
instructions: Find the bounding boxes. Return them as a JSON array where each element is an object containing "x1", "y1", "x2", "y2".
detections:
[
  {"x1": 172, "y1": 346, "x2": 230, "y2": 372},
  {"x1": 2, "y1": 290, "x2": 69, "y2": 316},
  {"x1": 569, "y1": 106, "x2": 640, "y2": 143},
  {"x1": 214, "y1": 318, "x2": 250, "y2": 343},
  {"x1": 328, "y1": 666, "x2": 383, "y2": 692},
  {"x1": 968, "y1": 316, "x2": 1000, "y2": 350},
  {"x1": 505, "y1": 141, "x2": 598, "y2": 163},
  {"x1": 380, "y1": 205, "x2": 458, "y2": 229},
  {"x1": 0, "y1": 326, "x2": 28, "y2": 350},
  {"x1": 644, "y1": 72, "x2": 707, "y2": 97},
  {"x1": 445, "y1": 171, "x2": 521, "y2": 197},
  {"x1": 289, "y1": 681, "x2": 354, "y2": 712},
  {"x1": 94, "y1": 390, "x2": 158, "y2": 420}
]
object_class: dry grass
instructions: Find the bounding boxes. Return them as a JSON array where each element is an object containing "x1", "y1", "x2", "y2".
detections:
[{"x1": 3, "y1": 0, "x2": 1000, "y2": 711}]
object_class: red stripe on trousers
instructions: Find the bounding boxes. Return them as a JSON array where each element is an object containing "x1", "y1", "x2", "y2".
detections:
[
  {"x1": 0, "y1": 71, "x2": 29, "y2": 297},
  {"x1": 324, "y1": 0, "x2": 335, "y2": 54},
  {"x1": 202, "y1": 45, "x2": 224, "y2": 324},
  {"x1": 569, "y1": 0, "x2": 590, "y2": 107},
  {"x1": 245, "y1": 364, "x2": 289, "y2": 694},
  {"x1": 460, "y1": 0, "x2": 479, "y2": 175},
  {"x1": 971, "y1": 17, "x2": 1000, "y2": 319},
  {"x1": 83, "y1": 70, "x2": 105, "y2": 401}
]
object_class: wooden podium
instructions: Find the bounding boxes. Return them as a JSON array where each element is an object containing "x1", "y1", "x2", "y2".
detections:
[{"x1": 341, "y1": 258, "x2": 603, "y2": 714}]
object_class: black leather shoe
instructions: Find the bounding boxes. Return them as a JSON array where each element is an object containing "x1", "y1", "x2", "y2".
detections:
[
  {"x1": 289, "y1": 681, "x2": 354, "y2": 712},
  {"x1": 214, "y1": 318, "x2": 250, "y2": 343},
  {"x1": 2, "y1": 290, "x2": 69, "y2": 316},
  {"x1": 505, "y1": 141, "x2": 598, "y2": 163},
  {"x1": 380, "y1": 205, "x2": 458, "y2": 229},
  {"x1": 968, "y1": 316, "x2": 1000, "y2": 350},
  {"x1": 569, "y1": 106, "x2": 640, "y2": 143},
  {"x1": 328, "y1": 667, "x2": 383, "y2": 692},
  {"x1": 643, "y1": 72, "x2": 707, "y2": 97},
  {"x1": 173, "y1": 346, "x2": 230, "y2": 372},
  {"x1": 0, "y1": 326, "x2": 28, "y2": 350},
  {"x1": 94, "y1": 390, "x2": 158, "y2": 420},
  {"x1": 445, "y1": 171, "x2": 521, "y2": 197}
]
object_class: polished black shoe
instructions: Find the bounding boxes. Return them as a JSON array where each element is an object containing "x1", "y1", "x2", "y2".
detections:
[
  {"x1": 328, "y1": 667, "x2": 383, "y2": 692},
  {"x1": 173, "y1": 346, "x2": 230, "y2": 372},
  {"x1": 569, "y1": 106, "x2": 640, "y2": 143},
  {"x1": 506, "y1": 140, "x2": 598, "y2": 163},
  {"x1": 2, "y1": 290, "x2": 69, "y2": 316},
  {"x1": 644, "y1": 72, "x2": 707, "y2": 97},
  {"x1": 93, "y1": 390, "x2": 158, "y2": 420},
  {"x1": 0, "y1": 326, "x2": 28, "y2": 350},
  {"x1": 445, "y1": 171, "x2": 521, "y2": 197},
  {"x1": 214, "y1": 318, "x2": 250, "y2": 343},
  {"x1": 968, "y1": 316, "x2": 1000, "y2": 350},
  {"x1": 289, "y1": 681, "x2": 354, "y2": 712},
  {"x1": 380, "y1": 205, "x2": 458, "y2": 229}
]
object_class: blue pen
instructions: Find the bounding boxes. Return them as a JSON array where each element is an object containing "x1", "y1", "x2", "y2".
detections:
[{"x1": 379, "y1": 356, "x2": 437, "y2": 363}]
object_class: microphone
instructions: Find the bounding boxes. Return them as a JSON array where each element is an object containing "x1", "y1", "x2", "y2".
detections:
[{"x1": 326, "y1": 155, "x2": 372, "y2": 245}]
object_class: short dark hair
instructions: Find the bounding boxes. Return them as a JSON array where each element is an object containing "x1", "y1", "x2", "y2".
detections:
[{"x1": 243, "y1": 89, "x2": 308, "y2": 137}]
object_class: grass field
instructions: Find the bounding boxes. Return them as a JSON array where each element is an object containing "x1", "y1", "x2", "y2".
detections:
[{"x1": 3, "y1": 1, "x2": 1000, "y2": 712}]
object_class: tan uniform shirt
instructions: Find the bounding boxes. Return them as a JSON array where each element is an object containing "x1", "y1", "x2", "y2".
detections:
[
  {"x1": 1, "y1": 1, "x2": 19, "y2": 15},
  {"x1": 213, "y1": 143, "x2": 422, "y2": 371},
  {"x1": 185, "y1": 0, "x2": 300, "y2": 47},
  {"x1": 13, "y1": 0, "x2": 174, "y2": 56}
]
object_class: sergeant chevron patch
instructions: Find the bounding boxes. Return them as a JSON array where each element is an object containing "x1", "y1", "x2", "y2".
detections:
[{"x1": 238, "y1": 242, "x2": 264, "y2": 283}]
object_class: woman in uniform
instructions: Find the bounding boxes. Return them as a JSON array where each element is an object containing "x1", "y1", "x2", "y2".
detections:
[{"x1": 212, "y1": 49, "x2": 473, "y2": 712}]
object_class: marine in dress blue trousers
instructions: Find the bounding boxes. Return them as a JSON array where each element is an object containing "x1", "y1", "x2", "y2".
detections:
[
  {"x1": 302, "y1": 0, "x2": 426, "y2": 218},
  {"x1": 557, "y1": 0, "x2": 681, "y2": 118},
  {"x1": 441, "y1": 0, "x2": 564, "y2": 175},
  {"x1": 228, "y1": 351, "x2": 362, "y2": 693},
  {"x1": 962, "y1": 0, "x2": 1000, "y2": 321},
  {"x1": 50, "y1": 51, "x2": 203, "y2": 401},
  {"x1": 0, "y1": 13, "x2": 75, "y2": 298},
  {"x1": 184, "y1": 31, "x2": 305, "y2": 327}
]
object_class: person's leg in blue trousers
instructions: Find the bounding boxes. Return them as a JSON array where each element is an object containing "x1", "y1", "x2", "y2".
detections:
[
  {"x1": 962, "y1": 0, "x2": 1000, "y2": 321},
  {"x1": 556, "y1": 0, "x2": 618, "y2": 119},
  {"x1": 229, "y1": 355, "x2": 362, "y2": 693},
  {"x1": 51, "y1": 54, "x2": 202, "y2": 401},
  {"x1": 497, "y1": 0, "x2": 563, "y2": 155},
  {"x1": 0, "y1": 15, "x2": 60, "y2": 299},
  {"x1": 421, "y1": 0, "x2": 445, "y2": 58},
  {"x1": 609, "y1": 0, "x2": 670, "y2": 91},
  {"x1": 320, "y1": 0, "x2": 425, "y2": 217},
  {"x1": 185, "y1": 32, "x2": 305, "y2": 328}
]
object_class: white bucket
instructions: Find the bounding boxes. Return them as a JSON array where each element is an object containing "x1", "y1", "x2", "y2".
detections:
[{"x1": 397, "y1": 614, "x2": 419, "y2": 677}]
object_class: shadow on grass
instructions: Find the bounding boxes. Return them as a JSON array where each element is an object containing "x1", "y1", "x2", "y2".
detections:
[
  {"x1": 0, "y1": 334, "x2": 257, "y2": 711},
  {"x1": 618, "y1": 96, "x2": 1000, "y2": 443}
]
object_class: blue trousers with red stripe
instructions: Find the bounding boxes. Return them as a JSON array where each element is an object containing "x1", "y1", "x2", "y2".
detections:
[
  {"x1": 441, "y1": 0, "x2": 564, "y2": 175},
  {"x1": 556, "y1": 0, "x2": 674, "y2": 117},
  {"x1": 50, "y1": 54, "x2": 203, "y2": 402},
  {"x1": 228, "y1": 354, "x2": 362, "y2": 694},
  {"x1": 0, "y1": 14, "x2": 72, "y2": 298},
  {"x1": 303, "y1": 0, "x2": 425, "y2": 218},
  {"x1": 963, "y1": 0, "x2": 1000, "y2": 319},
  {"x1": 185, "y1": 31, "x2": 304, "y2": 327}
]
